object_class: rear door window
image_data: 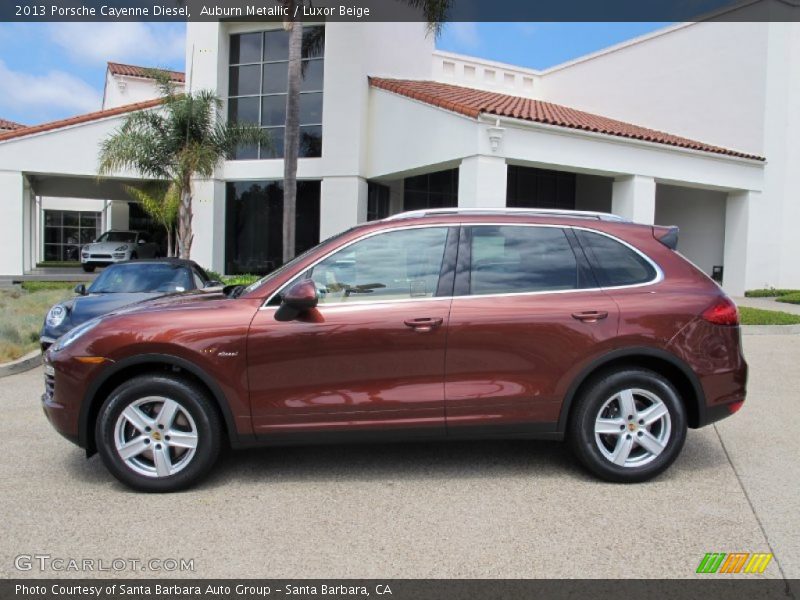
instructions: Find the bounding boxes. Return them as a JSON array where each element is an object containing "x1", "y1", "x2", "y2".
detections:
[
  {"x1": 467, "y1": 226, "x2": 579, "y2": 295},
  {"x1": 575, "y1": 229, "x2": 657, "y2": 287}
]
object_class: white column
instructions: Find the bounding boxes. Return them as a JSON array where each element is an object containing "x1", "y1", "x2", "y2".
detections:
[
  {"x1": 723, "y1": 190, "x2": 775, "y2": 296},
  {"x1": 320, "y1": 176, "x2": 368, "y2": 239},
  {"x1": 106, "y1": 200, "x2": 130, "y2": 230},
  {"x1": 612, "y1": 175, "x2": 656, "y2": 223},
  {"x1": 0, "y1": 171, "x2": 25, "y2": 276},
  {"x1": 22, "y1": 178, "x2": 34, "y2": 272},
  {"x1": 191, "y1": 178, "x2": 226, "y2": 272},
  {"x1": 458, "y1": 155, "x2": 507, "y2": 208}
]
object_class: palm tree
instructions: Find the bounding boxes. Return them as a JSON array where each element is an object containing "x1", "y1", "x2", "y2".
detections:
[
  {"x1": 280, "y1": 2, "x2": 450, "y2": 264},
  {"x1": 99, "y1": 70, "x2": 267, "y2": 259},
  {"x1": 125, "y1": 182, "x2": 180, "y2": 257}
]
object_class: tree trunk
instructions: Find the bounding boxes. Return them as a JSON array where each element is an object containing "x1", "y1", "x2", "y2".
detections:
[
  {"x1": 282, "y1": 15, "x2": 303, "y2": 265},
  {"x1": 177, "y1": 178, "x2": 193, "y2": 259},
  {"x1": 165, "y1": 226, "x2": 173, "y2": 258}
]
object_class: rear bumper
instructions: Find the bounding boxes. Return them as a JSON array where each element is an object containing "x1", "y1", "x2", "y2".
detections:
[{"x1": 668, "y1": 319, "x2": 748, "y2": 427}]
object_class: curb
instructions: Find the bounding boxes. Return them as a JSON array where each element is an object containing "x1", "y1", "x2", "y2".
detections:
[
  {"x1": 741, "y1": 324, "x2": 800, "y2": 335},
  {"x1": 0, "y1": 349, "x2": 42, "y2": 378}
]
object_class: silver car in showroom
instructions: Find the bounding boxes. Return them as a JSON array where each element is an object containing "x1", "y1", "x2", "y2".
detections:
[{"x1": 80, "y1": 230, "x2": 160, "y2": 272}]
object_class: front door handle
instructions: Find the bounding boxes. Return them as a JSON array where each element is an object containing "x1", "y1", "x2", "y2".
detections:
[
  {"x1": 572, "y1": 310, "x2": 609, "y2": 323},
  {"x1": 404, "y1": 317, "x2": 444, "y2": 333}
]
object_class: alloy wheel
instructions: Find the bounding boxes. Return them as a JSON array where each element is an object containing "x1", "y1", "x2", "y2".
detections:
[
  {"x1": 593, "y1": 388, "x2": 672, "y2": 468},
  {"x1": 113, "y1": 396, "x2": 198, "y2": 478}
]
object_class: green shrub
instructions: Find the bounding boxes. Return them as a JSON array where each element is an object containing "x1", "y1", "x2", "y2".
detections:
[
  {"x1": 744, "y1": 288, "x2": 800, "y2": 298},
  {"x1": 738, "y1": 306, "x2": 800, "y2": 325},
  {"x1": 221, "y1": 274, "x2": 261, "y2": 286},
  {"x1": 775, "y1": 292, "x2": 800, "y2": 305},
  {"x1": 203, "y1": 267, "x2": 261, "y2": 288},
  {"x1": 20, "y1": 281, "x2": 81, "y2": 293},
  {"x1": 204, "y1": 269, "x2": 223, "y2": 282}
]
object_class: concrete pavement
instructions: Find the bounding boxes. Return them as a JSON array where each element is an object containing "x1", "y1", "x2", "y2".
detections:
[{"x1": 0, "y1": 335, "x2": 796, "y2": 580}]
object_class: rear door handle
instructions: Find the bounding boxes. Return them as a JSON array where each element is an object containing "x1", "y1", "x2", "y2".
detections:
[
  {"x1": 404, "y1": 317, "x2": 444, "y2": 333},
  {"x1": 572, "y1": 310, "x2": 609, "y2": 323}
]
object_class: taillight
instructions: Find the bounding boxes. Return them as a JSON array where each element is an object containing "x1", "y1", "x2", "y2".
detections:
[{"x1": 701, "y1": 296, "x2": 739, "y2": 326}]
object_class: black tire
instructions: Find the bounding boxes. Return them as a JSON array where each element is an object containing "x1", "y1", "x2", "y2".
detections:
[
  {"x1": 82, "y1": 264, "x2": 95, "y2": 273},
  {"x1": 568, "y1": 368, "x2": 687, "y2": 483},
  {"x1": 130, "y1": 252, "x2": 138, "y2": 260},
  {"x1": 95, "y1": 374, "x2": 222, "y2": 492}
]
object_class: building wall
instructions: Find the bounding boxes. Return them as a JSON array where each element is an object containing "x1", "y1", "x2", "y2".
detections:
[
  {"x1": 540, "y1": 21, "x2": 769, "y2": 156},
  {"x1": 186, "y1": 20, "x2": 435, "y2": 271},
  {"x1": 432, "y1": 50, "x2": 540, "y2": 98},
  {"x1": 103, "y1": 74, "x2": 169, "y2": 109}
]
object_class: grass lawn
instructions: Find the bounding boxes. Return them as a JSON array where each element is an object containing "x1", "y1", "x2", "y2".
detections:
[
  {"x1": 745, "y1": 288, "x2": 800, "y2": 298},
  {"x1": 0, "y1": 286, "x2": 76, "y2": 362},
  {"x1": 775, "y1": 291, "x2": 800, "y2": 305},
  {"x1": 739, "y1": 306, "x2": 800, "y2": 326}
]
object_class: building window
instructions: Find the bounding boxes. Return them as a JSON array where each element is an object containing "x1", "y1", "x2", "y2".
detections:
[
  {"x1": 404, "y1": 168, "x2": 459, "y2": 211},
  {"x1": 225, "y1": 180, "x2": 321, "y2": 275},
  {"x1": 367, "y1": 182, "x2": 390, "y2": 221},
  {"x1": 229, "y1": 26, "x2": 325, "y2": 160},
  {"x1": 507, "y1": 166, "x2": 576, "y2": 210},
  {"x1": 43, "y1": 210, "x2": 101, "y2": 262}
]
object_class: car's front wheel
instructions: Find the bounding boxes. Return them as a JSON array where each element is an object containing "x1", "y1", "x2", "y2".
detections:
[
  {"x1": 95, "y1": 375, "x2": 221, "y2": 492},
  {"x1": 569, "y1": 368, "x2": 687, "y2": 483}
]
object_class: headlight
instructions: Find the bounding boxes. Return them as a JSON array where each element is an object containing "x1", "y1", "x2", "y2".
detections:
[
  {"x1": 45, "y1": 304, "x2": 68, "y2": 328},
  {"x1": 51, "y1": 318, "x2": 102, "y2": 353},
  {"x1": 115, "y1": 245, "x2": 129, "y2": 251}
]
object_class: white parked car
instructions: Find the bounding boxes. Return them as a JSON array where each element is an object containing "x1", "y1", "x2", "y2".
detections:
[{"x1": 80, "y1": 230, "x2": 160, "y2": 272}]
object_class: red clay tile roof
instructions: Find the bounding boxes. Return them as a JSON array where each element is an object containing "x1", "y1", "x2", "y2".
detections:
[
  {"x1": 108, "y1": 62, "x2": 185, "y2": 83},
  {"x1": 370, "y1": 78, "x2": 764, "y2": 161},
  {"x1": 0, "y1": 99, "x2": 163, "y2": 143},
  {"x1": 0, "y1": 118, "x2": 25, "y2": 131}
]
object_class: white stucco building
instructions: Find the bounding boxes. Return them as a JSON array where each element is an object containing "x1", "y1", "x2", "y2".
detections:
[{"x1": 0, "y1": 3, "x2": 797, "y2": 295}]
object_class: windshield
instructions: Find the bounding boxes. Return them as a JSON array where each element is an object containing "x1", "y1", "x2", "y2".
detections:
[
  {"x1": 88, "y1": 263, "x2": 194, "y2": 294},
  {"x1": 97, "y1": 231, "x2": 137, "y2": 243},
  {"x1": 242, "y1": 228, "x2": 357, "y2": 296}
]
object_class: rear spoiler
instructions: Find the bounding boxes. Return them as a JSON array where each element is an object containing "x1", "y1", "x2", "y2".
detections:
[{"x1": 653, "y1": 225, "x2": 679, "y2": 250}]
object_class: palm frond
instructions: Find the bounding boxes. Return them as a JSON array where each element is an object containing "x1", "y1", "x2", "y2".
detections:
[{"x1": 402, "y1": 0, "x2": 452, "y2": 37}]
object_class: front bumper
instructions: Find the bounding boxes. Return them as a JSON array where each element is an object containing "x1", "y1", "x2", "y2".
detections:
[
  {"x1": 81, "y1": 251, "x2": 131, "y2": 265},
  {"x1": 41, "y1": 361, "x2": 80, "y2": 446}
]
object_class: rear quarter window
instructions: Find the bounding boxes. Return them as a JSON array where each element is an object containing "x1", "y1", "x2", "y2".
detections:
[{"x1": 575, "y1": 229, "x2": 657, "y2": 287}]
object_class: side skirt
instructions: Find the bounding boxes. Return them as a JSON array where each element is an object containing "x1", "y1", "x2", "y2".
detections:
[{"x1": 233, "y1": 422, "x2": 562, "y2": 449}]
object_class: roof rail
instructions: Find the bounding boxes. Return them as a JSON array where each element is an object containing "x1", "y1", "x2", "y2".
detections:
[{"x1": 384, "y1": 207, "x2": 629, "y2": 222}]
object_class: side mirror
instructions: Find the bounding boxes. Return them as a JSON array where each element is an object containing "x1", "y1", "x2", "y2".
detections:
[
  {"x1": 74, "y1": 284, "x2": 86, "y2": 296},
  {"x1": 138, "y1": 239, "x2": 146, "y2": 245},
  {"x1": 275, "y1": 279, "x2": 318, "y2": 322}
]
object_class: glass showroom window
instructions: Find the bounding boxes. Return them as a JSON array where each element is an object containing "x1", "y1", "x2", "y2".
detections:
[
  {"x1": 225, "y1": 180, "x2": 321, "y2": 275},
  {"x1": 229, "y1": 26, "x2": 324, "y2": 159},
  {"x1": 43, "y1": 210, "x2": 101, "y2": 262}
]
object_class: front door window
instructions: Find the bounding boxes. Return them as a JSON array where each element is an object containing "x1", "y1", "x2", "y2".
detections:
[{"x1": 304, "y1": 227, "x2": 449, "y2": 304}]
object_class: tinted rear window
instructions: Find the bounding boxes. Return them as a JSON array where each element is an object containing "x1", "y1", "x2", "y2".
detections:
[
  {"x1": 469, "y1": 226, "x2": 578, "y2": 295},
  {"x1": 576, "y1": 230, "x2": 657, "y2": 287}
]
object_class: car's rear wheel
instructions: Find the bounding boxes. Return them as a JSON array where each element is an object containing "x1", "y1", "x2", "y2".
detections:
[
  {"x1": 82, "y1": 264, "x2": 95, "y2": 272},
  {"x1": 569, "y1": 368, "x2": 687, "y2": 483},
  {"x1": 95, "y1": 375, "x2": 221, "y2": 492}
]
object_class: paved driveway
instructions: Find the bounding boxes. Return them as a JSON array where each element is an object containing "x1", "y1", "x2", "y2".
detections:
[{"x1": 0, "y1": 335, "x2": 797, "y2": 580}]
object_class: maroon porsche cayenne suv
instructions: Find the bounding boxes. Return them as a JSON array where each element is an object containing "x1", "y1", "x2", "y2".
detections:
[{"x1": 42, "y1": 208, "x2": 747, "y2": 492}]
